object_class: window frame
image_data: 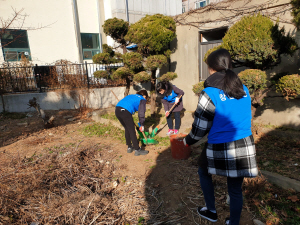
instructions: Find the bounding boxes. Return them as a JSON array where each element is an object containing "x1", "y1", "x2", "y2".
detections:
[
  {"x1": 80, "y1": 33, "x2": 101, "y2": 60},
  {"x1": 1, "y1": 29, "x2": 31, "y2": 62},
  {"x1": 195, "y1": 0, "x2": 208, "y2": 9}
]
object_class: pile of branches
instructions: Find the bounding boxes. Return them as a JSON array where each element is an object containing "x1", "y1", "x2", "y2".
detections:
[{"x1": 0, "y1": 142, "x2": 148, "y2": 224}]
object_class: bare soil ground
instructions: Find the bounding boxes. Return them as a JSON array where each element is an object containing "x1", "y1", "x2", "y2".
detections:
[{"x1": 0, "y1": 109, "x2": 257, "y2": 224}]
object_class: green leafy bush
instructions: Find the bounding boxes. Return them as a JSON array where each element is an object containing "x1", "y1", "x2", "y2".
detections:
[
  {"x1": 92, "y1": 53, "x2": 112, "y2": 64},
  {"x1": 93, "y1": 70, "x2": 109, "y2": 79},
  {"x1": 103, "y1": 18, "x2": 129, "y2": 42},
  {"x1": 133, "y1": 71, "x2": 151, "y2": 83},
  {"x1": 238, "y1": 69, "x2": 267, "y2": 94},
  {"x1": 146, "y1": 55, "x2": 167, "y2": 71},
  {"x1": 276, "y1": 74, "x2": 300, "y2": 100},
  {"x1": 221, "y1": 14, "x2": 298, "y2": 69},
  {"x1": 122, "y1": 52, "x2": 143, "y2": 72},
  {"x1": 192, "y1": 81, "x2": 205, "y2": 96},
  {"x1": 125, "y1": 14, "x2": 176, "y2": 55},
  {"x1": 112, "y1": 67, "x2": 132, "y2": 80},
  {"x1": 158, "y1": 72, "x2": 178, "y2": 82},
  {"x1": 291, "y1": 0, "x2": 300, "y2": 29}
]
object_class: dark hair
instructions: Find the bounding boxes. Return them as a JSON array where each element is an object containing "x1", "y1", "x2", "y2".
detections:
[
  {"x1": 206, "y1": 48, "x2": 245, "y2": 99},
  {"x1": 136, "y1": 89, "x2": 149, "y2": 99},
  {"x1": 156, "y1": 82, "x2": 167, "y2": 93}
]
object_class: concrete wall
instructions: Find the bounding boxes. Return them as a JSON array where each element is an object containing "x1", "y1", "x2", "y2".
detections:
[
  {"x1": 171, "y1": 0, "x2": 300, "y2": 111},
  {"x1": 1, "y1": 87, "x2": 126, "y2": 112}
]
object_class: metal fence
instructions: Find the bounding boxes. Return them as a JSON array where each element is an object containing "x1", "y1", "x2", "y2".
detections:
[{"x1": 0, "y1": 62, "x2": 125, "y2": 93}]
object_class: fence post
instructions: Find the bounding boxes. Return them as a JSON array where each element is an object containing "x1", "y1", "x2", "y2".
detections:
[
  {"x1": 35, "y1": 64, "x2": 42, "y2": 92},
  {"x1": 85, "y1": 61, "x2": 89, "y2": 89}
]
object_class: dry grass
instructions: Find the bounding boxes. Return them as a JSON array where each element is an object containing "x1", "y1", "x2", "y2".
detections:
[{"x1": 0, "y1": 142, "x2": 149, "y2": 224}]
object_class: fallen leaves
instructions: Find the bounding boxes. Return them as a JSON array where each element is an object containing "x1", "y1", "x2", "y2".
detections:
[{"x1": 288, "y1": 195, "x2": 299, "y2": 202}]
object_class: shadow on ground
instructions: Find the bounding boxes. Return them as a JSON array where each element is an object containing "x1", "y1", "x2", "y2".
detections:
[{"x1": 144, "y1": 145, "x2": 255, "y2": 225}]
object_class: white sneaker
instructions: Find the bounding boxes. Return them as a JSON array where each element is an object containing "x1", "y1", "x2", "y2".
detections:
[{"x1": 166, "y1": 129, "x2": 174, "y2": 136}]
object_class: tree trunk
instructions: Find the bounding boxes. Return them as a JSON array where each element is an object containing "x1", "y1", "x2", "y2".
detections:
[
  {"x1": 150, "y1": 70, "x2": 156, "y2": 117},
  {"x1": 124, "y1": 76, "x2": 131, "y2": 97},
  {"x1": 122, "y1": 44, "x2": 127, "y2": 54}
]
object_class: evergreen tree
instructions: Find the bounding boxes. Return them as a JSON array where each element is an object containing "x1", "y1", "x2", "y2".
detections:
[{"x1": 125, "y1": 14, "x2": 177, "y2": 115}]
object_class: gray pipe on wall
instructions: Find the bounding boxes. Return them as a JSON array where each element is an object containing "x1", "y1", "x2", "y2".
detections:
[{"x1": 72, "y1": 0, "x2": 83, "y2": 63}]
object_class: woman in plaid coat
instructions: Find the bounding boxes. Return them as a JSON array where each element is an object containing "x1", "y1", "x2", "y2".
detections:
[{"x1": 183, "y1": 49, "x2": 258, "y2": 225}]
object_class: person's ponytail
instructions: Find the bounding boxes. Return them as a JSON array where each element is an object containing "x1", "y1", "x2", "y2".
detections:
[{"x1": 222, "y1": 69, "x2": 245, "y2": 99}]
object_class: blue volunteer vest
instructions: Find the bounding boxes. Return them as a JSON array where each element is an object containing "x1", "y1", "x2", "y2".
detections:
[
  {"x1": 116, "y1": 94, "x2": 146, "y2": 114},
  {"x1": 163, "y1": 90, "x2": 178, "y2": 103},
  {"x1": 204, "y1": 85, "x2": 252, "y2": 144}
]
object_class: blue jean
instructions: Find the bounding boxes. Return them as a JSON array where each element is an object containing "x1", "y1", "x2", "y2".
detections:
[
  {"x1": 166, "y1": 111, "x2": 181, "y2": 130},
  {"x1": 198, "y1": 167, "x2": 244, "y2": 225}
]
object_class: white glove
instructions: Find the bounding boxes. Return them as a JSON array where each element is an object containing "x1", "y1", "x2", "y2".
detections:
[
  {"x1": 183, "y1": 138, "x2": 188, "y2": 147},
  {"x1": 165, "y1": 111, "x2": 170, "y2": 117},
  {"x1": 139, "y1": 126, "x2": 144, "y2": 132},
  {"x1": 175, "y1": 97, "x2": 180, "y2": 104}
]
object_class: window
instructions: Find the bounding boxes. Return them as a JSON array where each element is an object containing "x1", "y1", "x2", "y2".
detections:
[
  {"x1": 182, "y1": 5, "x2": 186, "y2": 13},
  {"x1": 1, "y1": 29, "x2": 31, "y2": 61},
  {"x1": 81, "y1": 33, "x2": 100, "y2": 60},
  {"x1": 195, "y1": 0, "x2": 209, "y2": 9}
]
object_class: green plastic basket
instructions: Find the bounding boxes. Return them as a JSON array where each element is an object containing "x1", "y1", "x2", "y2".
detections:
[{"x1": 140, "y1": 138, "x2": 159, "y2": 145}]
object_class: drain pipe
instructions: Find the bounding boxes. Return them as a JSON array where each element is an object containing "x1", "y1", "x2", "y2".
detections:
[
  {"x1": 125, "y1": 0, "x2": 129, "y2": 22},
  {"x1": 96, "y1": 0, "x2": 103, "y2": 53},
  {"x1": 72, "y1": 0, "x2": 83, "y2": 63}
]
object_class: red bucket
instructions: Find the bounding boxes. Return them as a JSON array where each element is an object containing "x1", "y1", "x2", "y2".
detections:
[{"x1": 170, "y1": 133, "x2": 191, "y2": 160}]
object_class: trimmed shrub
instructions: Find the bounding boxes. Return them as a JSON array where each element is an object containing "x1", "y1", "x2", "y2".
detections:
[
  {"x1": 238, "y1": 69, "x2": 267, "y2": 94},
  {"x1": 192, "y1": 81, "x2": 205, "y2": 96},
  {"x1": 276, "y1": 74, "x2": 300, "y2": 100},
  {"x1": 103, "y1": 18, "x2": 129, "y2": 42},
  {"x1": 291, "y1": 0, "x2": 300, "y2": 29},
  {"x1": 125, "y1": 14, "x2": 176, "y2": 55},
  {"x1": 146, "y1": 55, "x2": 167, "y2": 71},
  {"x1": 111, "y1": 67, "x2": 132, "y2": 80},
  {"x1": 158, "y1": 72, "x2": 178, "y2": 82},
  {"x1": 92, "y1": 53, "x2": 112, "y2": 64},
  {"x1": 133, "y1": 71, "x2": 151, "y2": 83},
  {"x1": 122, "y1": 52, "x2": 143, "y2": 72},
  {"x1": 221, "y1": 14, "x2": 297, "y2": 69},
  {"x1": 93, "y1": 70, "x2": 109, "y2": 79}
]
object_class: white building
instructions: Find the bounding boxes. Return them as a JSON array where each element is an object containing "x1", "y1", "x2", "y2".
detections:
[
  {"x1": 182, "y1": 0, "x2": 223, "y2": 13},
  {"x1": 0, "y1": 0, "x2": 182, "y2": 65}
]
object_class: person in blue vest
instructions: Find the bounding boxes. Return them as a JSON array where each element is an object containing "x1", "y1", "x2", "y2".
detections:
[
  {"x1": 183, "y1": 49, "x2": 258, "y2": 225},
  {"x1": 115, "y1": 90, "x2": 149, "y2": 156},
  {"x1": 156, "y1": 81, "x2": 184, "y2": 136}
]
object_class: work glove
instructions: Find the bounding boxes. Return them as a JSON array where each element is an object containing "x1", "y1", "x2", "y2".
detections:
[
  {"x1": 175, "y1": 97, "x2": 180, "y2": 105},
  {"x1": 183, "y1": 138, "x2": 189, "y2": 147},
  {"x1": 165, "y1": 111, "x2": 170, "y2": 117},
  {"x1": 139, "y1": 126, "x2": 144, "y2": 132}
]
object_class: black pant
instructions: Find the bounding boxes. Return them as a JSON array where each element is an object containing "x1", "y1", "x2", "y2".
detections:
[
  {"x1": 167, "y1": 111, "x2": 181, "y2": 130},
  {"x1": 115, "y1": 106, "x2": 140, "y2": 150}
]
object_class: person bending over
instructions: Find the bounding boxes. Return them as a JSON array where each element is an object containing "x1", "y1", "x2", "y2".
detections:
[{"x1": 115, "y1": 90, "x2": 149, "y2": 156}]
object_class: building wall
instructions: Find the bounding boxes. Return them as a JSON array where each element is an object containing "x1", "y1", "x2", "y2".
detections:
[
  {"x1": 182, "y1": 0, "x2": 222, "y2": 12},
  {"x1": 105, "y1": 0, "x2": 182, "y2": 48},
  {"x1": 1, "y1": 0, "x2": 78, "y2": 64},
  {"x1": 0, "y1": 87, "x2": 127, "y2": 112},
  {"x1": 171, "y1": 0, "x2": 300, "y2": 111},
  {"x1": 0, "y1": 0, "x2": 102, "y2": 65}
]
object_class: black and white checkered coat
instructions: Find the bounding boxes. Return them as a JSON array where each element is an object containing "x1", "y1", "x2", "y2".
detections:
[{"x1": 185, "y1": 91, "x2": 258, "y2": 178}]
